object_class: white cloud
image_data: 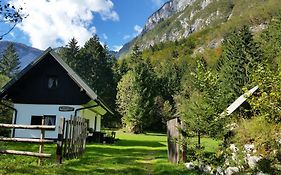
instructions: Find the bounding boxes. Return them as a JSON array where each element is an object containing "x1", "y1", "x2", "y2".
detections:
[
  {"x1": 151, "y1": 0, "x2": 165, "y2": 7},
  {"x1": 122, "y1": 24, "x2": 143, "y2": 41},
  {"x1": 134, "y1": 25, "x2": 143, "y2": 35},
  {"x1": 112, "y1": 45, "x2": 122, "y2": 52},
  {"x1": 9, "y1": 31, "x2": 15, "y2": 38},
  {"x1": 11, "y1": 0, "x2": 119, "y2": 50},
  {"x1": 102, "y1": 33, "x2": 108, "y2": 40},
  {"x1": 123, "y1": 35, "x2": 131, "y2": 40}
]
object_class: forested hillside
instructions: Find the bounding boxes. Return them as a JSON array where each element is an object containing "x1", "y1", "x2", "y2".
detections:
[{"x1": 119, "y1": 0, "x2": 281, "y2": 59}]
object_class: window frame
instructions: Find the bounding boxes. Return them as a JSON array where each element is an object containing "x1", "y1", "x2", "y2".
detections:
[
  {"x1": 47, "y1": 75, "x2": 59, "y2": 90},
  {"x1": 30, "y1": 115, "x2": 56, "y2": 129}
]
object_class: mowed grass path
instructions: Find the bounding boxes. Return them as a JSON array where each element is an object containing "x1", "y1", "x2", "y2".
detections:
[{"x1": 0, "y1": 132, "x2": 219, "y2": 175}]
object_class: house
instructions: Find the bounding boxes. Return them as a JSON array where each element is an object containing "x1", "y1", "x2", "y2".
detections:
[{"x1": 0, "y1": 47, "x2": 112, "y2": 139}]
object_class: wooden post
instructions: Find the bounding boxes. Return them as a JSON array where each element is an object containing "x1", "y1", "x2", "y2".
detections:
[
  {"x1": 66, "y1": 118, "x2": 72, "y2": 159},
  {"x1": 83, "y1": 120, "x2": 88, "y2": 152},
  {"x1": 69, "y1": 115, "x2": 74, "y2": 158},
  {"x1": 63, "y1": 120, "x2": 69, "y2": 158},
  {"x1": 74, "y1": 116, "x2": 77, "y2": 158},
  {"x1": 78, "y1": 117, "x2": 81, "y2": 155},
  {"x1": 56, "y1": 117, "x2": 65, "y2": 164},
  {"x1": 167, "y1": 118, "x2": 180, "y2": 164},
  {"x1": 38, "y1": 117, "x2": 46, "y2": 165},
  {"x1": 82, "y1": 118, "x2": 86, "y2": 153},
  {"x1": 77, "y1": 117, "x2": 80, "y2": 156}
]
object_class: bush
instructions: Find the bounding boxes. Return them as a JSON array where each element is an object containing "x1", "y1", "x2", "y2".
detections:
[{"x1": 233, "y1": 117, "x2": 280, "y2": 156}]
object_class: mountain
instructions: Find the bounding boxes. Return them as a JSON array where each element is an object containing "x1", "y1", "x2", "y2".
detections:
[
  {"x1": 0, "y1": 41, "x2": 43, "y2": 69},
  {"x1": 142, "y1": 0, "x2": 197, "y2": 33},
  {"x1": 118, "y1": 0, "x2": 281, "y2": 57}
]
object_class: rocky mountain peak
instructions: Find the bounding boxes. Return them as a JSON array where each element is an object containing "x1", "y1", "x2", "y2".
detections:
[{"x1": 142, "y1": 0, "x2": 196, "y2": 33}]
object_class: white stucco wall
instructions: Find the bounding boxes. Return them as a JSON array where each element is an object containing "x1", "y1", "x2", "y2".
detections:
[
  {"x1": 13, "y1": 103, "x2": 102, "y2": 139},
  {"x1": 80, "y1": 109, "x2": 101, "y2": 132},
  {"x1": 96, "y1": 115, "x2": 101, "y2": 132}
]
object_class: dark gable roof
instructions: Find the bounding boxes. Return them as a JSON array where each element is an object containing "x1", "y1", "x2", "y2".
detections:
[{"x1": 0, "y1": 47, "x2": 113, "y2": 115}]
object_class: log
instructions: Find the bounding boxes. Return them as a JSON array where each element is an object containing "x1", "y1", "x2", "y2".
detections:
[
  {"x1": 0, "y1": 149, "x2": 51, "y2": 158},
  {"x1": 0, "y1": 124, "x2": 55, "y2": 130},
  {"x1": 0, "y1": 137, "x2": 54, "y2": 143}
]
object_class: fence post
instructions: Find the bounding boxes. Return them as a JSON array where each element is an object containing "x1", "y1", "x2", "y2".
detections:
[
  {"x1": 73, "y1": 116, "x2": 77, "y2": 158},
  {"x1": 38, "y1": 117, "x2": 46, "y2": 165},
  {"x1": 56, "y1": 117, "x2": 65, "y2": 164},
  {"x1": 167, "y1": 118, "x2": 180, "y2": 164},
  {"x1": 63, "y1": 120, "x2": 69, "y2": 158},
  {"x1": 70, "y1": 115, "x2": 74, "y2": 158}
]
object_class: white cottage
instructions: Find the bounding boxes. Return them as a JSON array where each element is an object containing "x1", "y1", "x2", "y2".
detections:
[{"x1": 0, "y1": 47, "x2": 112, "y2": 139}]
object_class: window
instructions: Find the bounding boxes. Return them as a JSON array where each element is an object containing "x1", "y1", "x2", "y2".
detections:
[
  {"x1": 48, "y1": 76, "x2": 58, "y2": 89},
  {"x1": 31, "y1": 115, "x2": 56, "y2": 126},
  {"x1": 44, "y1": 115, "x2": 56, "y2": 126},
  {"x1": 31, "y1": 116, "x2": 43, "y2": 125}
]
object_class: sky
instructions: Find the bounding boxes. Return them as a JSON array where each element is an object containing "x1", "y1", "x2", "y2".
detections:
[{"x1": 0, "y1": 0, "x2": 168, "y2": 51}]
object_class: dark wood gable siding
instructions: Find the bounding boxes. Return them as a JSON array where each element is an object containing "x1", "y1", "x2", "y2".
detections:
[{"x1": 5, "y1": 53, "x2": 91, "y2": 105}]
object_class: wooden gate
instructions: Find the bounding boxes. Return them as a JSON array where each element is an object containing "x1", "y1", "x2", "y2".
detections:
[{"x1": 62, "y1": 116, "x2": 87, "y2": 159}]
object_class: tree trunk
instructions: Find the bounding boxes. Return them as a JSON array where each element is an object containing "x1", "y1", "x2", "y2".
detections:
[
  {"x1": 197, "y1": 131, "x2": 201, "y2": 148},
  {"x1": 182, "y1": 143, "x2": 187, "y2": 163}
]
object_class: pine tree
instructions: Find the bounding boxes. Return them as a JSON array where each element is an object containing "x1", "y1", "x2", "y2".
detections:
[
  {"x1": 77, "y1": 36, "x2": 117, "y2": 115},
  {"x1": 0, "y1": 44, "x2": 20, "y2": 78},
  {"x1": 127, "y1": 44, "x2": 142, "y2": 69},
  {"x1": 60, "y1": 36, "x2": 118, "y2": 126},
  {"x1": 217, "y1": 26, "x2": 262, "y2": 107},
  {"x1": 59, "y1": 37, "x2": 80, "y2": 69}
]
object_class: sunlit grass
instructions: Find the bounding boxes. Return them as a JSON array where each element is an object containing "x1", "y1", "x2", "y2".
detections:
[{"x1": 0, "y1": 132, "x2": 219, "y2": 174}]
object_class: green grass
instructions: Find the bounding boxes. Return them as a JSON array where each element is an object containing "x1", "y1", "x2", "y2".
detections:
[{"x1": 0, "y1": 132, "x2": 220, "y2": 175}]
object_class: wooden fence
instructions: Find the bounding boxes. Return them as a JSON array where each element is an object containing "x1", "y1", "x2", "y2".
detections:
[
  {"x1": 0, "y1": 116, "x2": 88, "y2": 165},
  {"x1": 0, "y1": 118, "x2": 55, "y2": 165}
]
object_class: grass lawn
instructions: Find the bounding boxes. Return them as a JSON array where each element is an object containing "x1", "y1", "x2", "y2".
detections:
[{"x1": 0, "y1": 132, "x2": 220, "y2": 175}]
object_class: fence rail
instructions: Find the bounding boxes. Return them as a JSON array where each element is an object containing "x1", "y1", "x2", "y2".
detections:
[
  {"x1": 0, "y1": 124, "x2": 55, "y2": 130},
  {"x1": 0, "y1": 137, "x2": 54, "y2": 143},
  {"x1": 0, "y1": 116, "x2": 88, "y2": 165},
  {"x1": 0, "y1": 149, "x2": 51, "y2": 158},
  {"x1": 0, "y1": 118, "x2": 54, "y2": 165}
]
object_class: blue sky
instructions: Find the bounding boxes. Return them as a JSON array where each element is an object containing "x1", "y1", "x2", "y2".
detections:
[{"x1": 1, "y1": 0, "x2": 168, "y2": 51}]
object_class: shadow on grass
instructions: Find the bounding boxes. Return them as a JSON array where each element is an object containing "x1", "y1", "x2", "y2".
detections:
[
  {"x1": 58, "y1": 145, "x2": 198, "y2": 175},
  {"x1": 115, "y1": 139, "x2": 166, "y2": 147},
  {"x1": 144, "y1": 133, "x2": 166, "y2": 136},
  {"x1": 0, "y1": 137, "x2": 201, "y2": 175}
]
